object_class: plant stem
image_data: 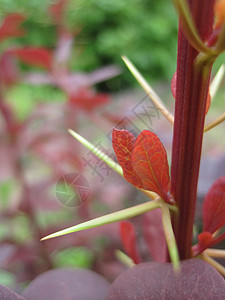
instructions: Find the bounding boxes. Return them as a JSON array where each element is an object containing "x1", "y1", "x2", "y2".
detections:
[
  {"x1": 202, "y1": 253, "x2": 225, "y2": 277},
  {"x1": 171, "y1": 0, "x2": 215, "y2": 260}
]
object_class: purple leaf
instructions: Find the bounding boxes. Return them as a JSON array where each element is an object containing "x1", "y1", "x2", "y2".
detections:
[{"x1": 106, "y1": 259, "x2": 225, "y2": 300}]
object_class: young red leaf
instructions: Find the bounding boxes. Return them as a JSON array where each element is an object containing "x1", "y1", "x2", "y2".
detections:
[
  {"x1": 132, "y1": 130, "x2": 170, "y2": 202},
  {"x1": 0, "y1": 13, "x2": 25, "y2": 41},
  {"x1": 112, "y1": 128, "x2": 142, "y2": 188},
  {"x1": 142, "y1": 209, "x2": 166, "y2": 262},
  {"x1": 120, "y1": 221, "x2": 141, "y2": 264},
  {"x1": 10, "y1": 48, "x2": 52, "y2": 70},
  {"x1": 203, "y1": 176, "x2": 225, "y2": 234}
]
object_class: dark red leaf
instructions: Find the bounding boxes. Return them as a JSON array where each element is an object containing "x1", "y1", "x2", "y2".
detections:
[
  {"x1": 10, "y1": 47, "x2": 52, "y2": 70},
  {"x1": 120, "y1": 221, "x2": 141, "y2": 264},
  {"x1": 0, "y1": 52, "x2": 19, "y2": 87},
  {"x1": 22, "y1": 268, "x2": 110, "y2": 300},
  {"x1": 106, "y1": 259, "x2": 225, "y2": 300},
  {"x1": 112, "y1": 129, "x2": 142, "y2": 188},
  {"x1": 132, "y1": 130, "x2": 170, "y2": 202},
  {"x1": 69, "y1": 89, "x2": 109, "y2": 111},
  {"x1": 142, "y1": 209, "x2": 166, "y2": 262},
  {"x1": 0, "y1": 13, "x2": 25, "y2": 41},
  {"x1": 203, "y1": 176, "x2": 225, "y2": 233}
]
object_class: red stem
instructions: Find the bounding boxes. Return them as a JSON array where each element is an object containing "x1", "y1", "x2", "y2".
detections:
[{"x1": 171, "y1": 0, "x2": 215, "y2": 260}]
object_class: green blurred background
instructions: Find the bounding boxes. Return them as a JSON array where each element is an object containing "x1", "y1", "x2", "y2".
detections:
[{"x1": 0, "y1": 0, "x2": 178, "y2": 89}]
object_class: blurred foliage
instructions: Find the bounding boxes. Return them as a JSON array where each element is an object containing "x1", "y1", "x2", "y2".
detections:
[
  {"x1": 0, "y1": 0, "x2": 178, "y2": 90},
  {"x1": 53, "y1": 247, "x2": 94, "y2": 268}
]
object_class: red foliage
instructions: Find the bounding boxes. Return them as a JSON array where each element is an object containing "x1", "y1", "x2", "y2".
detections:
[
  {"x1": 112, "y1": 129, "x2": 142, "y2": 188},
  {"x1": 0, "y1": 13, "x2": 25, "y2": 41},
  {"x1": 193, "y1": 176, "x2": 225, "y2": 256},
  {"x1": 9, "y1": 47, "x2": 52, "y2": 70},
  {"x1": 112, "y1": 129, "x2": 171, "y2": 203},
  {"x1": 203, "y1": 176, "x2": 225, "y2": 234},
  {"x1": 0, "y1": 52, "x2": 19, "y2": 87},
  {"x1": 69, "y1": 89, "x2": 109, "y2": 112},
  {"x1": 132, "y1": 130, "x2": 170, "y2": 202},
  {"x1": 49, "y1": 0, "x2": 67, "y2": 25},
  {"x1": 119, "y1": 221, "x2": 141, "y2": 264}
]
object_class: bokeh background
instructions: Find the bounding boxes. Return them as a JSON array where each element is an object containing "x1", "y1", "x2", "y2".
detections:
[{"x1": 0, "y1": 0, "x2": 224, "y2": 293}]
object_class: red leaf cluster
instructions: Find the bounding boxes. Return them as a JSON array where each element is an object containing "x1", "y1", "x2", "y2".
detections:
[{"x1": 112, "y1": 129, "x2": 171, "y2": 203}]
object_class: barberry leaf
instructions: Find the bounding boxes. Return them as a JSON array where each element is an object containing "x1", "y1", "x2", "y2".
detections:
[
  {"x1": 203, "y1": 176, "x2": 225, "y2": 233},
  {"x1": 112, "y1": 128, "x2": 142, "y2": 188},
  {"x1": 132, "y1": 130, "x2": 170, "y2": 202},
  {"x1": 120, "y1": 221, "x2": 141, "y2": 264},
  {"x1": 0, "y1": 14, "x2": 25, "y2": 41},
  {"x1": 10, "y1": 47, "x2": 52, "y2": 70}
]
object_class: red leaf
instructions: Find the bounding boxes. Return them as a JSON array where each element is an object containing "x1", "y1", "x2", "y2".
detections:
[
  {"x1": 132, "y1": 130, "x2": 170, "y2": 202},
  {"x1": 69, "y1": 89, "x2": 109, "y2": 111},
  {"x1": 0, "y1": 52, "x2": 19, "y2": 87},
  {"x1": 10, "y1": 47, "x2": 52, "y2": 70},
  {"x1": 192, "y1": 232, "x2": 214, "y2": 256},
  {"x1": 112, "y1": 129, "x2": 142, "y2": 188},
  {"x1": 203, "y1": 176, "x2": 225, "y2": 233},
  {"x1": 49, "y1": 0, "x2": 67, "y2": 24},
  {"x1": 142, "y1": 209, "x2": 166, "y2": 262},
  {"x1": 0, "y1": 13, "x2": 25, "y2": 41},
  {"x1": 120, "y1": 221, "x2": 141, "y2": 264}
]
